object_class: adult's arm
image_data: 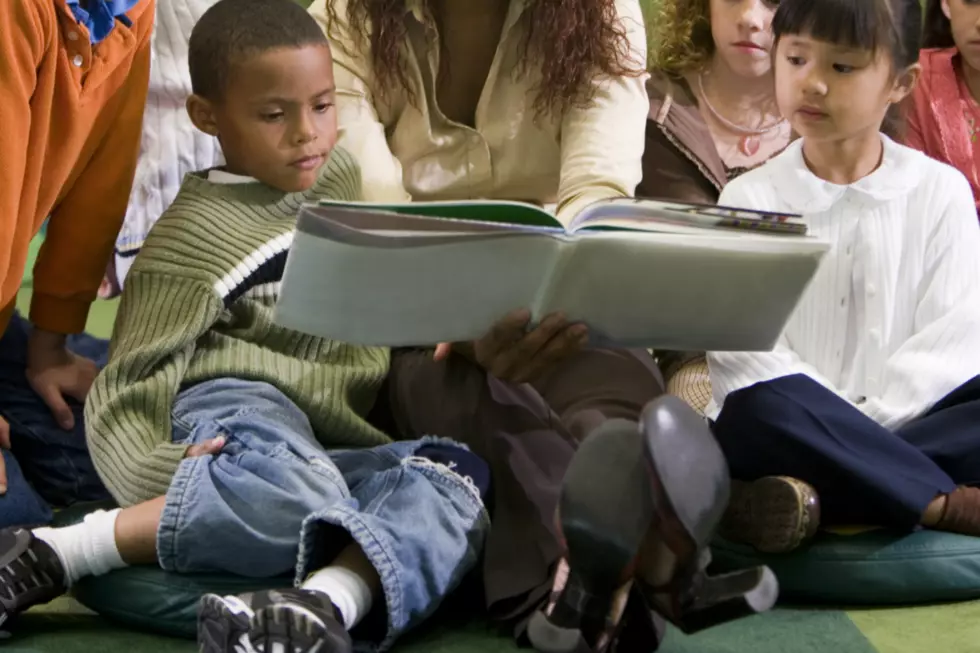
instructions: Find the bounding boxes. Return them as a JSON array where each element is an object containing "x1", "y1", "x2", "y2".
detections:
[
  {"x1": 555, "y1": 0, "x2": 649, "y2": 226},
  {"x1": 309, "y1": 0, "x2": 410, "y2": 203}
]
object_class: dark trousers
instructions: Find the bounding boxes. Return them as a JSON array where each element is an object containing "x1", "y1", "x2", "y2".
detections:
[
  {"x1": 0, "y1": 313, "x2": 113, "y2": 527},
  {"x1": 369, "y1": 347, "x2": 665, "y2": 622},
  {"x1": 713, "y1": 373, "x2": 980, "y2": 530}
]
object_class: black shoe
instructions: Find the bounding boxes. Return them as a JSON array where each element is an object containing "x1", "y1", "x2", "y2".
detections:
[
  {"x1": 528, "y1": 396, "x2": 778, "y2": 653},
  {"x1": 199, "y1": 588, "x2": 352, "y2": 653},
  {"x1": 0, "y1": 527, "x2": 67, "y2": 631},
  {"x1": 608, "y1": 586, "x2": 667, "y2": 653}
]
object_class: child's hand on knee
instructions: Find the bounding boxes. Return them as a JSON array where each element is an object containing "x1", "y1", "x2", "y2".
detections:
[
  {"x1": 25, "y1": 329, "x2": 98, "y2": 431},
  {"x1": 184, "y1": 436, "x2": 225, "y2": 458}
]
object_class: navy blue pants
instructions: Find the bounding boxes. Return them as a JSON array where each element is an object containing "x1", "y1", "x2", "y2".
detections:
[
  {"x1": 0, "y1": 313, "x2": 112, "y2": 527},
  {"x1": 713, "y1": 374, "x2": 980, "y2": 530}
]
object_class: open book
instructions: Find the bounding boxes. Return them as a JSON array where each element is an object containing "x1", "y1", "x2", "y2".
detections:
[
  {"x1": 274, "y1": 198, "x2": 830, "y2": 351},
  {"x1": 314, "y1": 196, "x2": 811, "y2": 236}
]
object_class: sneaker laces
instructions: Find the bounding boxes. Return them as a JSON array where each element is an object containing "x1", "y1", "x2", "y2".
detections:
[{"x1": 0, "y1": 542, "x2": 55, "y2": 603}]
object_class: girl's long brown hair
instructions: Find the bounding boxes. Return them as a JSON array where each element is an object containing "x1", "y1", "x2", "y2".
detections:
[
  {"x1": 647, "y1": 0, "x2": 713, "y2": 75},
  {"x1": 325, "y1": 0, "x2": 644, "y2": 117}
]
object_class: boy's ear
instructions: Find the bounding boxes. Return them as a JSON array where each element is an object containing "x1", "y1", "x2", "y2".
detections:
[
  {"x1": 890, "y1": 63, "x2": 920, "y2": 104},
  {"x1": 941, "y1": 0, "x2": 952, "y2": 20},
  {"x1": 186, "y1": 94, "x2": 220, "y2": 136}
]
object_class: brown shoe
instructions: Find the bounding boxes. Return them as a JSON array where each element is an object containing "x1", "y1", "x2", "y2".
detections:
[
  {"x1": 720, "y1": 476, "x2": 820, "y2": 553},
  {"x1": 935, "y1": 486, "x2": 980, "y2": 536}
]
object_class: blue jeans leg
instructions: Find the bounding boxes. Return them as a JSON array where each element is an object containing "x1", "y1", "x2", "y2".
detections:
[
  {"x1": 156, "y1": 378, "x2": 489, "y2": 651},
  {"x1": 0, "y1": 450, "x2": 53, "y2": 527},
  {"x1": 0, "y1": 313, "x2": 111, "y2": 527},
  {"x1": 299, "y1": 441, "x2": 489, "y2": 651}
]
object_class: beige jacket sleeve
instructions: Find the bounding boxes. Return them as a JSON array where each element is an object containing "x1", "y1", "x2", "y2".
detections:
[
  {"x1": 309, "y1": 0, "x2": 410, "y2": 203},
  {"x1": 555, "y1": 0, "x2": 650, "y2": 226}
]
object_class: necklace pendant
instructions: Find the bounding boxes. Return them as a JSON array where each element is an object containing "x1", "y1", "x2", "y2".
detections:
[{"x1": 739, "y1": 135, "x2": 761, "y2": 157}]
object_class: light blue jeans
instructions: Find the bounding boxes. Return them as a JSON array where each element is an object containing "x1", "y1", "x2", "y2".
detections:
[{"x1": 156, "y1": 378, "x2": 490, "y2": 650}]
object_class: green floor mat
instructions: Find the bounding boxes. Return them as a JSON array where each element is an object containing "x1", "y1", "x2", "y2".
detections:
[{"x1": 18, "y1": 598, "x2": 968, "y2": 653}]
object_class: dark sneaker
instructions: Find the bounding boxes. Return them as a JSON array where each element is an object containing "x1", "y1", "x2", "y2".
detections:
[
  {"x1": 0, "y1": 527, "x2": 67, "y2": 630},
  {"x1": 199, "y1": 588, "x2": 352, "y2": 653},
  {"x1": 720, "y1": 476, "x2": 821, "y2": 553}
]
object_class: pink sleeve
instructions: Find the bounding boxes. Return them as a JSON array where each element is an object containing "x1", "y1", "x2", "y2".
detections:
[{"x1": 903, "y1": 95, "x2": 926, "y2": 152}]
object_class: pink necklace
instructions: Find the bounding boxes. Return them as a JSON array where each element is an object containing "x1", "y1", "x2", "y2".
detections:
[{"x1": 697, "y1": 72, "x2": 785, "y2": 157}]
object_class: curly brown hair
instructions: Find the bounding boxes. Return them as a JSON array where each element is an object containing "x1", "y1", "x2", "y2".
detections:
[
  {"x1": 647, "y1": 0, "x2": 713, "y2": 75},
  {"x1": 324, "y1": 0, "x2": 645, "y2": 117}
]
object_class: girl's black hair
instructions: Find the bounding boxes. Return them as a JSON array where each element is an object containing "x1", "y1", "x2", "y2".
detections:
[
  {"x1": 772, "y1": 0, "x2": 922, "y2": 68},
  {"x1": 771, "y1": 0, "x2": 923, "y2": 139},
  {"x1": 923, "y1": 0, "x2": 956, "y2": 49}
]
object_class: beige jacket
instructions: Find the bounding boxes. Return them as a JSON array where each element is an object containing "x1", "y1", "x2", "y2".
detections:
[{"x1": 309, "y1": 0, "x2": 649, "y2": 226}]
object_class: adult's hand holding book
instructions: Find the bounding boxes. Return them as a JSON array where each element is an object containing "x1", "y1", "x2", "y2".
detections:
[{"x1": 433, "y1": 309, "x2": 588, "y2": 384}]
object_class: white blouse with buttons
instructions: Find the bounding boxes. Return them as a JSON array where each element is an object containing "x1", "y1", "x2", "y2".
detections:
[{"x1": 706, "y1": 135, "x2": 980, "y2": 430}]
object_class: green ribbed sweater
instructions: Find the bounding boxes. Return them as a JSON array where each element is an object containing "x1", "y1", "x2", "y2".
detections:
[{"x1": 85, "y1": 148, "x2": 392, "y2": 507}]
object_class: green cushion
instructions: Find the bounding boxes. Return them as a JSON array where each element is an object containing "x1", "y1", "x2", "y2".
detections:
[
  {"x1": 53, "y1": 501, "x2": 286, "y2": 639},
  {"x1": 710, "y1": 529, "x2": 980, "y2": 605},
  {"x1": 71, "y1": 568, "x2": 287, "y2": 638}
]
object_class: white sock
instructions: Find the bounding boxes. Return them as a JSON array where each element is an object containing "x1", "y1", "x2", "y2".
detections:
[
  {"x1": 301, "y1": 566, "x2": 374, "y2": 629},
  {"x1": 33, "y1": 509, "x2": 127, "y2": 586}
]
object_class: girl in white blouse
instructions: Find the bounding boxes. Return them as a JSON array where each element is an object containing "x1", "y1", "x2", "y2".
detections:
[{"x1": 708, "y1": 0, "x2": 980, "y2": 553}]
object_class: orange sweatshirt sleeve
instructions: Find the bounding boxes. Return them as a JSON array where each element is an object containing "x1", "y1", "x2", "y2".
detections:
[
  {"x1": 30, "y1": 8, "x2": 154, "y2": 334},
  {"x1": 0, "y1": 1, "x2": 45, "y2": 332}
]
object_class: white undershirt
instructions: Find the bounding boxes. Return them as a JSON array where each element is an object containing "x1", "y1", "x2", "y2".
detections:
[{"x1": 207, "y1": 169, "x2": 256, "y2": 184}]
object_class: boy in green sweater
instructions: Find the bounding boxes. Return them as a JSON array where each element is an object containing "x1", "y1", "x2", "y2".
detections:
[{"x1": 0, "y1": 1, "x2": 491, "y2": 651}]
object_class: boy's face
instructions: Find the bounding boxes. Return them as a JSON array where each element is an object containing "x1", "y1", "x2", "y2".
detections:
[
  {"x1": 189, "y1": 44, "x2": 337, "y2": 193},
  {"x1": 773, "y1": 34, "x2": 916, "y2": 146}
]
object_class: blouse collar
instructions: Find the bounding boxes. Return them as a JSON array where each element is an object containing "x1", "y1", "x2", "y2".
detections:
[{"x1": 769, "y1": 134, "x2": 925, "y2": 213}]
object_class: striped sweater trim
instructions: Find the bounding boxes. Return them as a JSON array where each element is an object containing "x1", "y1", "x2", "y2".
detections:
[
  {"x1": 133, "y1": 147, "x2": 362, "y2": 302},
  {"x1": 214, "y1": 231, "x2": 293, "y2": 305}
]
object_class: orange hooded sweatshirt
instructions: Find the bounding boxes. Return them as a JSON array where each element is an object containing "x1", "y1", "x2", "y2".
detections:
[{"x1": 0, "y1": 0, "x2": 153, "y2": 335}]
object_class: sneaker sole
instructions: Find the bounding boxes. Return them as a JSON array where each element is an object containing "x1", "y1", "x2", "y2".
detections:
[
  {"x1": 249, "y1": 601, "x2": 332, "y2": 653},
  {"x1": 198, "y1": 594, "x2": 254, "y2": 653}
]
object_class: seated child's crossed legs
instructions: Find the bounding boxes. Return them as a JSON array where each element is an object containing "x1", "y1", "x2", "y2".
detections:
[{"x1": 1, "y1": 378, "x2": 491, "y2": 652}]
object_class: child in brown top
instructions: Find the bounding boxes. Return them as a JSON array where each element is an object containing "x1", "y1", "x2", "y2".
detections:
[{"x1": 638, "y1": 0, "x2": 790, "y2": 416}]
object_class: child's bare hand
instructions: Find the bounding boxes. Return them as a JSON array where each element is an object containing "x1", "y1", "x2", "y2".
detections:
[
  {"x1": 434, "y1": 309, "x2": 588, "y2": 384},
  {"x1": 26, "y1": 329, "x2": 98, "y2": 430},
  {"x1": 185, "y1": 436, "x2": 225, "y2": 458}
]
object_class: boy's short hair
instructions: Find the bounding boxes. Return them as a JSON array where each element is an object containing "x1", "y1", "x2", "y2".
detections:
[{"x1": 189, "y1": 0, "x2": 329, "y2": 100}]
